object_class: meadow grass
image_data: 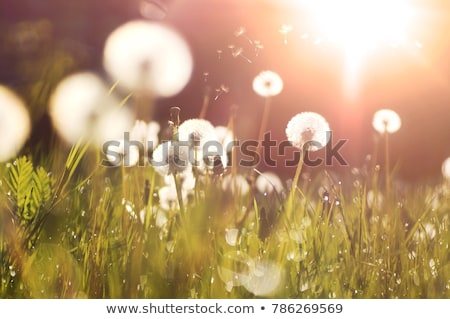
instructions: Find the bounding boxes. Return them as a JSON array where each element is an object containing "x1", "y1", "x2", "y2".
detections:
[{"x1": 0, "y1": 139, "x2": 449, "y2": 299}]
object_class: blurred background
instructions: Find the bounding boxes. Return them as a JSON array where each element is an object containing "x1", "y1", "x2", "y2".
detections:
[{"x1": 0, "y1": 0, "x2": 449, "y2": 183}]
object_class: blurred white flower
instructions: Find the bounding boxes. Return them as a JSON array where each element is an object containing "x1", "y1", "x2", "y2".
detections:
[
  {"x1": 285, "y1": 112, "x2": 331, "y2": 151},
  {"x1": 103, "y1": 20, "x2": 193, "y2": 97},
  {"x1": 164, "y1": 167, "x2": 196, "y2": 191},
  {"x1": 106, "y1": 140, "x2": 141, "y2": 167},
  {"x1": 0, "y1": 86, "x2": 31, "y2": 162},
  {"x1": 225, "y1": 228, "x2": 240, "y2": 246},
  {"x1": 367, "y1": 190, "x2": 384, "y2": 210},
  {"x1": 221, "y1": 174, "x2": 250, "y2": 196},
  {"x1": 130, "y1": 120, "x2": 160, "y2": 148},
  {"x1": 158, "y1": 184, "x2": 189, "y2": 211},
  {"x1": 151, "y1": 141, "x2": 191, "y2": 176},
  {"x1": 442, "y1": 157, "x2": 450, "y2": 180},
  {"x1": 215, "y1": 125, "x2": 234, "y2": 151},
  {"x1": 242, "y1": 260, "x2": 281, "y2": 297},
  {"x1": 252, "y1": 70, "x2": 283, "y2": 97},
  {"x1": 372, "y1": 109, "x2": 402, "y2": 134},
  {"x1": 256, "y1": 171, "x2": 284, "y2": 194},
  {"x1": 177, "y1": 118, "x2": 218, "y2": 149},
  {"x1": 49, "y1": 72, "x2": 134, "y2": 145}
]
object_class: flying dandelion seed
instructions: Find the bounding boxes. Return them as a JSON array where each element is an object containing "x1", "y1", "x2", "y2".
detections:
[
  {"x1": 234, "y1": 26, "x2": 253, "y2": 45},
  {"x1": 279, "y1": 24, "x2": 293, "y2": 44},
  {"x1": 372, "y1": 109, "x2": 402, "y2": 134},
  {"x1": 252, "y1": 70, "x2": 284, "y2": 98},
  {"x1": 103, "y1": 20, "x2": 193, "y2": 97},
  {"x1": 285, "y1": 112, "x2": 331, "y2": 151},
  {"x1": 49, "y1": 72, "x2": 134, "y2": 145},
  {"x1": 256, "y1": 171, "x2": 284, "y2": 194},
  {"x1": 441, "y1": 157, "x2": 450, "y2": 180},
  {"x1": 139, "y1": 0, "x2": 168, "y2": 20},
  {"x1": 0, "y1": 85, "x2": 31, "y2": 162}
]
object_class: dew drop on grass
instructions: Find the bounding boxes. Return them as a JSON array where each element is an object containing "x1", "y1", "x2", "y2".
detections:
[{"x1": 10, "y1": 270, "x2": 16, "y2": 277}]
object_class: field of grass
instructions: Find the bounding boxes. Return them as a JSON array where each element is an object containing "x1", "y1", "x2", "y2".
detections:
[{"x1": 1, "y1": 132, "x2": 449, "y2": 298}]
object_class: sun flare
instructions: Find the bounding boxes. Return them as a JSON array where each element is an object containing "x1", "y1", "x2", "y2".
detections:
[{"x1": 299, "y1": 0, "x2": 417, "y2": 97}]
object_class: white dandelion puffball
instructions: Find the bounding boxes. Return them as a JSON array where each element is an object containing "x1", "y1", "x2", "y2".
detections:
[
  {"x1": 49, "y1": 72, "x2": 134, "y2": 145},
  {"x1": 0, "y1": 86, "x2": 31, "y2": 162},
  {"x1": 442, "y1": 157, "x2": 450, "y2": 180},
  {"x1": 252, "y1": 70, "x2": 283, "y2": 97},
  {"x1": 372, "y1": 109, "x2": 402, "y2": 134},
  {"x1": 256, "y1": 171, "x2": 284, "y2": 194},
  {"x1": 177, "y1": 118, "x2": 218, "y2": 149},
  {"x1": 285, "y1": 112, "x2": 331, "y2": 151},
  {"x1": 151, "y1": 141, "x2": 191, "y2": 176},
  {"x1": 130, "y1": 120, "x2": 160, "y2": 149},
  {"x1": 106, "y1": 140, "x2": 140, "y2": 167},
  {"x1": 103, "y1": 20, "x2": 193, "y2": 97},
  {"x1": 221, "y1": 174, "x2": 250, "y2": 196}
]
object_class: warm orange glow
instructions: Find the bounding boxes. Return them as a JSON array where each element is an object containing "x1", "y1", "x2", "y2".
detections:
[{"x1": 300, "y1": 0, "x2": 416, "y2": 97}]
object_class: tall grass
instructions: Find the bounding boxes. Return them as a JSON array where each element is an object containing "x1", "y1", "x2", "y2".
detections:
[{"x1": 0, "y1": 139, "x2": 449, "y2": 298}]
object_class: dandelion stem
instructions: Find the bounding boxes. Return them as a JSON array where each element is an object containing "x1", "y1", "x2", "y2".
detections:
[
  {"x1": 257, "y1": 97, "x2": 272, "y2": 158},
  {"x1": 286, "y1": 150, "x2": 304, "y2": 220},
  {"x1": 173, "y1": 172, "x2": 185, "y2": 214},
  {"x1": 384, "y1": 131, "x2": 391, "y2": 203}
]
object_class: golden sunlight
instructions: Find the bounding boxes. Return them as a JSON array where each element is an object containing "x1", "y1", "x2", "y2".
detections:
[{"x1": 299, "y1": 0, "x2": 416, "y2": 97}]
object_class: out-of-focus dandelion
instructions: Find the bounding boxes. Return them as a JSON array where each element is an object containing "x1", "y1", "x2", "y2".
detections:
[
  {"x1": 225, "y1": 228, "x2": 240, "y2": 246},
  {"x1": 151, "y1": 141, "x2": 191, "y2": 177},
  {"x1": 372, "y1": 108, "x2": 401, "y2": 197},
  {"x1": 279, "y1": 24, "x2": 293, "y2": 45},
  {"x1": 103, "y1": 20, "x2": 193, "y2": 97},
  {"x1": 49, "y1": 72, "x2": 134, "y2": 146},
  {"x1": 106, "y1": 140, "x2": 141, "y2": 167},
  {"x1": 285, "y1": 112, "x2": 331, "y2": 220},
  {"x1": 256, "y1": 171, "x2": 284, "y2": 194},
  {"x1": 139, "y1": 0, "x2": 168, "y2": 20},
  {"x1": 130, "y1": 120, "x2": 160, "y2": 149},
  {"x1": 367, "y1": 189, "x2": 383, "y2": 210},
  {"x1": 372, "y1": 109, "x2": 402, "y2": 134},
  {"x1": 218, "y1": 251, "x2": 255, "y2": 292},
  {"x1": 0, "y1": 86, "x2": 31, "y2": 162},
  {"x1": 252, "y1": 70, "x2": 284, "y2": 171},
  {"x1": 441, "y1": 157, "x2": 450, "y2": 181},
  {"x1": 242, "y1": 260, "x2": 282, "y2": 297},
  {"x1": 252, "y1": 70, "x2": 284, "y2": 98},
  {"x1": 178, "y1": 118, "x2": 218, "y2": 150},
  {"x1": 222, "y1": 174, "x2": 250, "y2": 196}
]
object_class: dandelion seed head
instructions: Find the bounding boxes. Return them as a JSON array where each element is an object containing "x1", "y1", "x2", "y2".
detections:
[
  {"x1": 367, "y1": 190, "x2": 383, "y2": 210},
  {"x1": 222, "y1": 174, "x2": 250, "y2": 196},
  {"x1": 225, "y1": 228, "x2": 240, "y2": 246},
  {"x1": 372, "y1": 108, "x2": 402, "y2": 134},
  {"x1": 285, "y1": 112, "x2": 331, "y2": 151},
  {"x1": 441, "y1": 157, "x2": 450, "y2": 180},
  {"x1": 256, "y1": 171, "x2": 284, "y2": 194},
  {"x1": 49, "y1": 72, "x2": 133, "y2": 145},
  {"x1": 0, "y1": 85, "x2": 31, "y2": 162},
  {"x1": 103, "y1": 20, "x2": 193, "y2": 97},
  {"x1": 158, "y1": 184, "x2": 189, "y2": 211},
  {"x1": 151, "y1": 141, "x2": 191, "y2": 176},
  {"x1": 130, "y1": 120, "x2": 160, "y2": 148},
  {"x1": 252, "y1": 70, "x2": 283, "y2": 97},
  {"x1": 106, "y1": 140, "x2": 140, "y2": 167},
  {"x1": 177, "y1": 119, "x2": 217, "y2": 149}
]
